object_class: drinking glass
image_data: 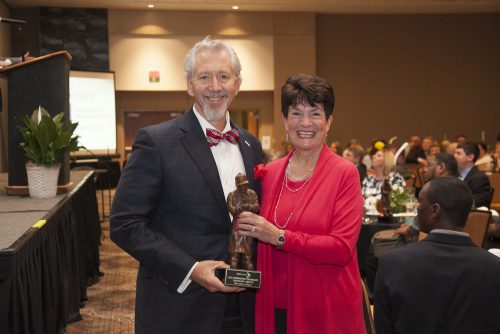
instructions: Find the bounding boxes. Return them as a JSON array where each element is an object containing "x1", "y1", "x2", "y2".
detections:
[{"x1": 405, "y1": 197, "x2": 418, "y2": 214}]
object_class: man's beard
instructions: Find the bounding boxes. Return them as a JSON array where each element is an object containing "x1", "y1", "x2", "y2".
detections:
[
  {"x1": 202, "y1": 93, "x2": 228, "y2": 122},
  {"x1": 203, "y1": 104, "x2": 227, "y2": 122}
]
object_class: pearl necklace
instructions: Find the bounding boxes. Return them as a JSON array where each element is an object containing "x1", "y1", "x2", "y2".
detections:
[{"x1": 273, "y1": 152, "x2": 315, "y2": 229}]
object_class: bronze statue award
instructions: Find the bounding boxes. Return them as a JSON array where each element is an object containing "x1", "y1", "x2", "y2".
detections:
[{"x1": 223, "y1": 173, "x2": 261, "y2": 289}]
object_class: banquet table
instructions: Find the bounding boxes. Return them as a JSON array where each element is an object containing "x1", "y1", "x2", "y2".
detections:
[{"x1": 0, "y1": 171, "x2": 101, "y2": 334}]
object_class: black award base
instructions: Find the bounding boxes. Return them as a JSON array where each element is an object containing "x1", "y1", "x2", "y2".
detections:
[{"x1": 223, "y1": 269, "x2": 261, "y2": 289}]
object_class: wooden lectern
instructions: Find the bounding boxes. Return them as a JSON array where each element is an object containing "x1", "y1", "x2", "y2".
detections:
[{"x1": 0, "y1": 51, "x2": 72, "y2": 195}]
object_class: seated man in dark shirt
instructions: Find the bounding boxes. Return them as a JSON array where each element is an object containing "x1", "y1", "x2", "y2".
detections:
[{"x1": 375, "y1": 177, "x2": 500, "y2": 334}]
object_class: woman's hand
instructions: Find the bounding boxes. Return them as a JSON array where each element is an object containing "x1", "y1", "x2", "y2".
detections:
[{"x1": 236, "y1": 211, "x2": 281, "y2": 246}]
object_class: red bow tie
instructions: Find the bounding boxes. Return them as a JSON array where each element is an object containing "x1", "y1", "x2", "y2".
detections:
[{"x1": 206, "y1": 128, "x2": 240, "y2": 147}]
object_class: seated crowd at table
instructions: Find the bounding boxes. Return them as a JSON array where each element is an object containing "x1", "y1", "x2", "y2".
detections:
[{"x1": 265, "y1": 132, "x2": 500, "y2": 333}]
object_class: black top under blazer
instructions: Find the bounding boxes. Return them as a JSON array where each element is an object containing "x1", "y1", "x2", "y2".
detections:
[{"x1": 110, "y1": 109, "x2": 262, "y2": 334}]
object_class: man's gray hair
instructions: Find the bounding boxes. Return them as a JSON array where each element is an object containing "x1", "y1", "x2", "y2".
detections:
[{"x1": 184, "y1": 36, "x2": 242, "y2": 79}]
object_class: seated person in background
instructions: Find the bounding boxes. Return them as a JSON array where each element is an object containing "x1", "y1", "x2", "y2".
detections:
[
  {"x1": 445, "y1": 141, "x2": 457, "y2": 155},
  {"x1": 405, "y1": 135, "x2": 426, "y2": 165},
  {"x1": 395, "y1": 152, "x2": 459, "y2": 239},
  {"x1": 362, "y1": 141, "x2": 405, "y2": 201},
  {"x1": 440, "y1": 139, "x2": 450, "y2": 152},
  {"x1": 422, "y1": 152, "x2": 458, "y2": 182},
  {"x1": 454, "y1": 142, "x2": 492, "y2": 208},
  {"x1": 397, "y1": 152, "x2": 458, "y2": 229},
  {"x1": 475, "y1": 142, "x2": 494, "y2": 172},
  {"x1": 374, "y1": 177, "x2": 500, "y2": 334},
  {"x1": 456, "y1": 133, "x2": 468, "y2": 144},
  {"x1": 421, "y1": 135, "x2": 433, "y2": 158},
  {"x1": 429, "y1": 143, "x2": 440, "y2": 156},
  {"x1": 329, "y1": 139, "x2": 342, "y2": 155},
  {"x1": 394, "y1": 151, "x2": 411, "y2": 180},
  {"x1": 343, "y1": 144, "x2": 367, "y2": 182}
]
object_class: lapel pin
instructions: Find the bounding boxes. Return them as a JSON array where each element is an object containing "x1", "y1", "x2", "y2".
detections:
[{"x1": 245, "y1": 140, "x2": 251, "y2": 147}]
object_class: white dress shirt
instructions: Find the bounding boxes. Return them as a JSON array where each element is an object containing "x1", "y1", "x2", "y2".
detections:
[{"x1": 177, "y1": 106, "x2": 245, "y2": 293}]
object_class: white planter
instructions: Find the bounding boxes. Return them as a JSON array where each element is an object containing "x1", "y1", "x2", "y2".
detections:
[{"x1": 26, "y1": 163, "x2": 61, "y2": 198}]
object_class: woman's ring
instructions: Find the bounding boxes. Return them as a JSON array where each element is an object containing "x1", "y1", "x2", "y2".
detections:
[{"x1": 251, "y1": 226, "x2": 256, "y2": 233}]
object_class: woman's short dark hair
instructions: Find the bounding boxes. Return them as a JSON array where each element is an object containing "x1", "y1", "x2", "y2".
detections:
[{"x1": 281, "y1": 74, "x2": 335, "y2": 119}]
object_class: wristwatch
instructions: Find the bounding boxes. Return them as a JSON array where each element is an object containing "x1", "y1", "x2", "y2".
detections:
[{"x1": 276, "y1": 229, "x2": 285, "y2": 249}]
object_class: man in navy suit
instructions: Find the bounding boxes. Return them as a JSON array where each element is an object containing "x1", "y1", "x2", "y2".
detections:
[
  {"x1": 374, "y1": 177, "x2": 500, "y2": 334},
  {"x1": 455, "y1": 142, "x2": 492, "y2": 207},
  {"x1": 110, "y1": 37, "x2": 262, "y2": 333}
]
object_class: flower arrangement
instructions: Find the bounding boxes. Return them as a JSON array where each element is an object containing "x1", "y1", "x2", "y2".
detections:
[{"x1": 389, "y1": 186, "x2": 415, "y2": 213}]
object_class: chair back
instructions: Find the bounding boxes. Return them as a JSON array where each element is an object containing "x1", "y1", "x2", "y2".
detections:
[
  {"x1": 361, "y1": 279, "x2": 376, "y2": 334},
  {"x1": 464, "y1": 209, "x2": 491, "y2": 247},
  {"x1": 488, "y1": 173, "x2": 500, "y2": 210}
]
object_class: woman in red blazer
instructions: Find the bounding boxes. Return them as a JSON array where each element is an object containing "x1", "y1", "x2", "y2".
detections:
[{"x1": 237, "y1": 74, "x2": 364, "y2": 333}]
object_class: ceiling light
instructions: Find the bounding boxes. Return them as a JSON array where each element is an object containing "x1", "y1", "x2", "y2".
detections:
[
  {"x1": 232, "y1": 6, "x2": 239, "y2": 10},
  {"x1": 148, "y1": 4, "x2": 155, "y2": 8}
]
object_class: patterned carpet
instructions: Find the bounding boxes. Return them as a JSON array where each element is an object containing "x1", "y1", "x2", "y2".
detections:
[{"x1": 66, "y1": 191, "x2": 138, "y2": 333}]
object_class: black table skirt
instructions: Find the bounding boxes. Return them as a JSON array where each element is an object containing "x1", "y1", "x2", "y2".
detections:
[{"x1": 0, "y1": 172, "x2": 100, "y2": 334}]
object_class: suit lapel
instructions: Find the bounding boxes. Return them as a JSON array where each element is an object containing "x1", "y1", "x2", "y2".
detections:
[
  {"x1": 180, "y1": 109, "x2": 228, "y2": 216},
  {"x1": 463, "y1": 166, "x2": 476, "y2": 184}
]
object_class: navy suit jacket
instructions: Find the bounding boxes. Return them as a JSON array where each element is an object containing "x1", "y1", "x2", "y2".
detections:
[
  {"x1": 374, "y1": 232, "x2": 500, "y2": 334},
  {"x1": 463, "y1": 166, "x2": 492, "y2": 208},
  {"x1": 110, "y1": 109, "x2": 262, "y2": 333}
]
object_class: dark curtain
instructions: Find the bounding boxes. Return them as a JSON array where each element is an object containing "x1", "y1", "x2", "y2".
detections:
[{"x1": 0, "y1": 173, "x2": 100, "y2": 334}]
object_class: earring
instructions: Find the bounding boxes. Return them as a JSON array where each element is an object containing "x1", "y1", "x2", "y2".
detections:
[{"x1": 285, "y1": 132, "x2": 288, "y2": 144}]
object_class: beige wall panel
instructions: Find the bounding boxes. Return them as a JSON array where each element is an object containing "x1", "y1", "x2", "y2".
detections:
[
  {"x1": 317, "y1": 14, "x2": 500, "y2": 149},
  {"x1": 110, "y1": 36, "x2": 196, "y2": 91},
  {"x1": 109, "y1": 35, "x2": 274, "y2": 91}
]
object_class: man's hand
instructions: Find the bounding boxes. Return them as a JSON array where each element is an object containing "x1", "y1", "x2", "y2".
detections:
[
  {"x1": 394, "y1": 223, "x2": 410, "y2": 238},
  {"x1": 190, "y1": 260, "x2": 244, "y2": 293}
]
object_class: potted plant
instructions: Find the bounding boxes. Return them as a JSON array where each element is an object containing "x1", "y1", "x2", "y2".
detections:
[{"x1": 18, "y1": 106, "x2": 80, "y2": 198}]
